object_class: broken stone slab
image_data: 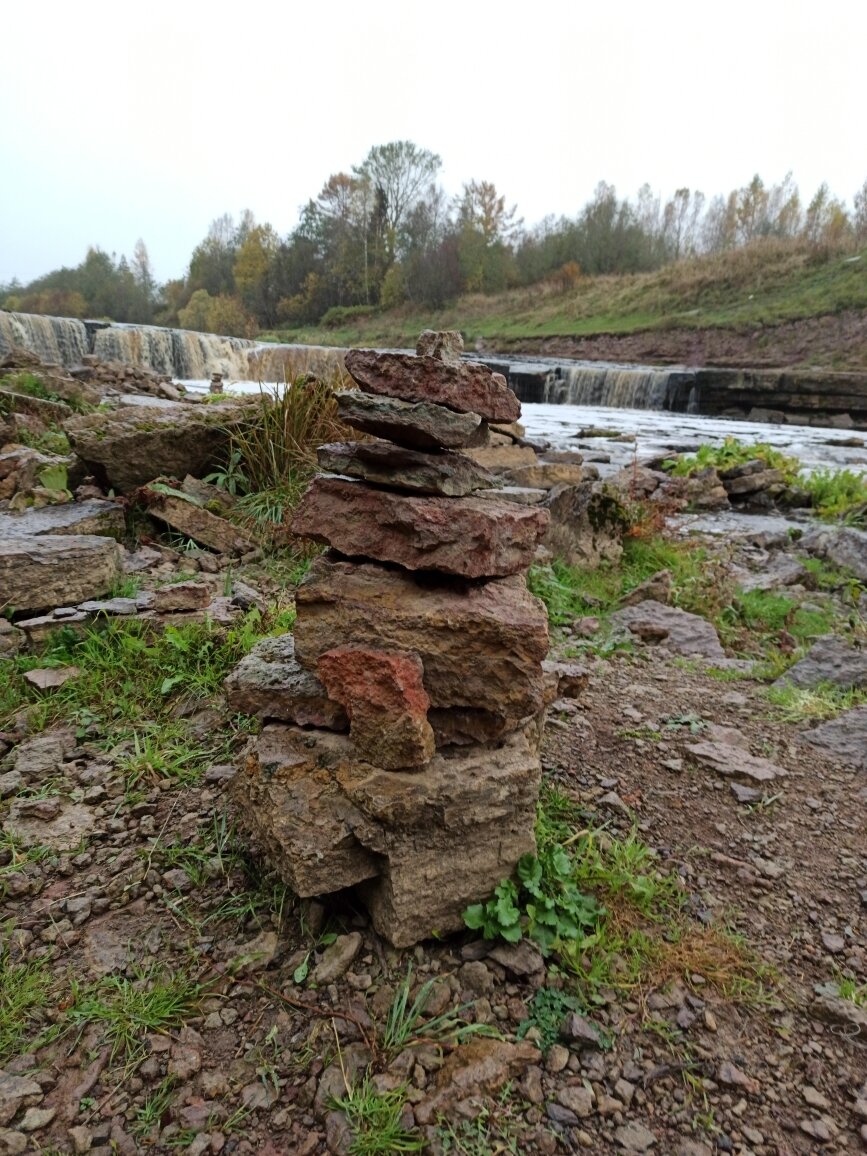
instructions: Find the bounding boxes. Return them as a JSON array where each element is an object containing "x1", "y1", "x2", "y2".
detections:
[
  {"x1": 0, "y1": 499, "x2": 125, "y2": 539},
  {"x1": 0, "y1": 535, "x2": 123, "y2": 614},
  {"x1": 505, "y1": 462, "x2": 589, "y2": 490},
  {"x1": 65, "y1": 398, "x2": 255, "y2": 492},
  {"x1": 294, "y1": 555, "x2": 549, "y2": 725},
  {"x1": 224, "y1": 634, "x2": 348, "y2": 730},
  {"x1": 3, "y1": 798, "x2": 98, "y2": 851},
  {"x1": 415, "y1": 329, "x2": 464, "y2": 365},
  {"x1": 723, "y1": 468, "x2": 785, "y2": 496},
  {"x1": 734, "y1": 554, "x2": 810, "y2": 593},
  {"x1": 463, "y1": 443, "x2": 538, "y2": 471},
  {"x1": 290, "y1": 476, "x2": 549, "y2": 579},
  {"x1": 476, "y1": 485, "x2": 547, "y2": 506},
  {"x1": 773, "y1": 635, "x2": 867, "y2": 690},
  {"x1": 686, "y1": 734, "x2": 787, "y2": 783},
  {"x1": 543, "y1": 481, "x2": 627, "y2": 569},
  {"x1": 802, "y1": 706, "x2": 867, "y2": 770},
  {"x1": 145, "y1": 493, "x2": 255, "y2": 556},
  {"x1": 345, "y1": 349, "x2": 521, "y2": 424},
  {"x1": 152, "y1": 580, "x2": 213, "y2": 612},
  {"x1": 315, "y1": 440, "x2": 497, "y2": 497},
  {"x1": 232, "y1": 722, "x2": 541, "y2": 946},
  {"x1": 318, "y1": 647, "x2": 435, "y2": 770},
  {"x1": 541, "y1": 660, "x2": 591, "y2": 702},
  {"x1": 620, "y1": 569, "x2": 674, "y2": 607},
  {"x1": 336, "y1": 390, "x2": 487, "y2": 451},
  {"x1": 610, "y1": 600, "x2": 726, "y2": 662}
]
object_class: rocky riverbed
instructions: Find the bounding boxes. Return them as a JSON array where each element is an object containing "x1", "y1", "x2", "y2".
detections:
[{"x1": 1, "y1": 341, "x2": 865, "y2": 1155}]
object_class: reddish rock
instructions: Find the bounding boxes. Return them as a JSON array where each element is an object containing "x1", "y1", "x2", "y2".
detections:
[
  {"x1": 318, "y1": 647, "x2": 435, "y2": 770},
  {"x1": 345, "y1": 349, "x2": 521, "y2": 423},
  {"x1": 290, "y1": 476, "x2": 548, "y2": 579},
  {"x1": 294, "y1": 556, "x2": 549, "y2": 726}
]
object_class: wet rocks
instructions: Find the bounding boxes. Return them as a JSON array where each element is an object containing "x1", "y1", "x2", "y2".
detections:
[
  {"x1": 345, "y1": 347, "x2": 521, "y2": 423},
  {"x1": 610, "y1": 600, "x2": 726, "y2": 661},
  {"x1": 316, "y1": 439, "x2": 496, "y2": 496},
  {"x1": 335, "y1": 390, "x2": 487, "y2": 451},
  {"x1": 291, "y1": 476, "x2": 548, "y2": 578},
  {"x1": 230, "y1": 334, "x2": 549, "y2": 945},
  {"x1": 774, "y1": 634, "x2": 867, "y2": 690}
]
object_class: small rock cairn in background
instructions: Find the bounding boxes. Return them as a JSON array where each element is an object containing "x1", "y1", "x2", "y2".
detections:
[{"x1": 227, "y1": 331, "x2": 553, "y2": 946}]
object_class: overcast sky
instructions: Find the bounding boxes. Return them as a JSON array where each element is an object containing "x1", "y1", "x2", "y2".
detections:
[{"x1": 2, "y1": 0, "x2": 865, "y2": 286}]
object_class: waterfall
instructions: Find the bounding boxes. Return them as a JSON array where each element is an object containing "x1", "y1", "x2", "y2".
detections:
[
  {"x1": 0, "y1": 311, "x2": 89, "y2": 365},
  {"x1": 542, "y1": 365, "x2": 680, "y2": 409},
  {"x1": 92, "y1": 324, "x2": 257, "y2": 380},
  {"x1": 502, "y1": 359, "x2": 695, "y2": 412}
]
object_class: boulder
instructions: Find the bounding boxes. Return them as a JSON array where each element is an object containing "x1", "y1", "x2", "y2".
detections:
[
  {"x1": 802, "y1": 706, "x2": 867, "y2": 770},
  {"x1": 610, "y1": 600, "x2": 726, "y2": 661},
  {"x1": 294, "y1": 555, "x2": 549, "y2": 725},
  {"x1": 345, "y1": 349, "x2": 521, "y2": 423},
  {"x1": 316, "y1": 439, "x2": 496, "y2": 496},
  {"x1": 336, "y1": 390, "x2": 486, "y2": 451},
  {"x1": 801, "y1": 525, "x2": 867, "y2": 583},
  {"x1": 0, "y1": 499, "x2": 124, "y2": 540},
  {"x1": 0, "y1": 535, "x2": 123, "y2": 614},
  {"x1": 318, "y1": 647, "x2": 435, "y2": 770},
  {"x1": 232, "y1": 722, "x2": 541, "y2": 946},
  {"x1": 224, "y1": 634, "x2": 348, "y2": 730},
  {"x1": 65, "y1": 398, "x2": 254, "y2": 492},
  {"x1": 773, "y1": 635, "x2": 867, "y2": 690},
  {"x1": 290, "y1": 476, "x2": 549, "y2": 579},
  {"x1": 415, "y1": 329, "x2": 464, "y2": 365},
  {"x1": 543, "y1": 481, "x2": 628, "y2": 568}
]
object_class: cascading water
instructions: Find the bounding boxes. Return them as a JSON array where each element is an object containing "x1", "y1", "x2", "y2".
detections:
[
  {"x1": 503, "y1": 360, "x2": 694, "y2": 411},
  {"x1": 0, "y1": 311, "x2": 89, "y2": 365},
  {"x1": 92, "y1": 324, "x2": 257, "y2": 380}
]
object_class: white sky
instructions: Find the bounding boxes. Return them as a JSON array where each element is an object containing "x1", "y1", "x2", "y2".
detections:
[{"x1": 2, "y1": 0, "x2": 866, "y2": 285}]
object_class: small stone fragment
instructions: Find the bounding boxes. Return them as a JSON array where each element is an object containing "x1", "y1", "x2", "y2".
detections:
[{"x1": 312, "y1": 933, "x2": 363, "y2": 985}]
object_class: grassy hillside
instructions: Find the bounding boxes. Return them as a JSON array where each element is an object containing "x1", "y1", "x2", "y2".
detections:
[{"x1": 262, "y1": 240, "x2": 867, "y2": 355}]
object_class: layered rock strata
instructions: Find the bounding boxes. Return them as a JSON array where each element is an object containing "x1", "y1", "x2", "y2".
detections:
[{"x1": 229, "y1": 333, "x2": 550, "y2": 946}]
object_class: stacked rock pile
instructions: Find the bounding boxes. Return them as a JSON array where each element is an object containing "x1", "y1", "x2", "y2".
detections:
[{"x1": 227, "y1": 331, "x2": 552, "y2": 946}]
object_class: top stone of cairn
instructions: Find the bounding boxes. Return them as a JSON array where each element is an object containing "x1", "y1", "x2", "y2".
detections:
[{"x1": 344, "y1": 333, "x2": 520, "y2": 425}]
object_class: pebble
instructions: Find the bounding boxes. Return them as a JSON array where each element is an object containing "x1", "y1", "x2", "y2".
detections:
[
  {"x1": 614, "y1": 1121, "x2": 657, "y2": 1151},
  {"x1": 556, "y1": 1085, "x2": 594, "y2": 1118},
  {"x1": 545, "y1": 1045, "x2": 570, "y2": 1073}
]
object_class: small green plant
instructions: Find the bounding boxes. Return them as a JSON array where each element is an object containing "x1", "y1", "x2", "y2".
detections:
[
  {"x1": 330, "y1": 1077, "x2": 423, "y2": 1155},
  {"x1": 434, "y1": 1084, "x2": 536, "y2": 1154},
  {"x1": 380, "y1": 965, "x2": 496, "y2": 1054},
  {"x1": 837, "y1": 977, "x2": 867, "y2": 1006},
  {"x1": 465, "y1": 845, "x2": 604, "y2": 954},
  {"x1": 765, "y1": 681, "x2": 867, "y2": 722},
  {"x1": 516, "y1": 986, "x2": 586, "y2": 1053},
  {"x1": 801, "y1": 466, "x2": 867, "y2": 523},
  {"x1": 663, "y1": 437, "x2": 800, "y2": 482},
  {"x1": 131, "y1": 1074, "x2": 178, "y2": 1139}
]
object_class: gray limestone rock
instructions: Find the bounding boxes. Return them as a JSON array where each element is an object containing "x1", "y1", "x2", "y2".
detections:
[
  {"x1": 224, "y1": 634, "x2": 348, "y2": 730},
  {"x1": 802, "y1": 706, "x2": 867, "y2": 770},
  {"x1": 774, "y1": 635, "x2": 867, "y2": 690},
  {"x1": 610, "y1": 599, "x2": 726, "y2": 661},
  {"x1": 0, "y1": 534, "x2": 123, "y2": 614},
  {"x1": 316, "y1": 439, "x2": 496, "y2": 496},
  {"x1": 337, "y1": 390, "x2": 486, "y2": 451}
]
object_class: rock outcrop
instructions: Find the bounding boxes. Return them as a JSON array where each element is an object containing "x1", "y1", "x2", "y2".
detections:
[{"x1": 229, "y1": 333, "x2": 550, "y2": 945}]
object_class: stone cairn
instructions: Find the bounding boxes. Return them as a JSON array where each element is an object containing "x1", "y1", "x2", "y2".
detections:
[{"x1": 226, "y1": 331, "x2": 553, "y2": 947}]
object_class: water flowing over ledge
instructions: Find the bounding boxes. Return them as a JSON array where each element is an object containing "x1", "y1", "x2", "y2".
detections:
[{"x1": 2, "y1": 310, "x2": 865, "y2": 428}]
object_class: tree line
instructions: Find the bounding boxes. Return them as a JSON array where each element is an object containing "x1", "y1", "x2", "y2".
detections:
[{"x1": 3, "y1": 141, "x2": 867, "y2": 337}]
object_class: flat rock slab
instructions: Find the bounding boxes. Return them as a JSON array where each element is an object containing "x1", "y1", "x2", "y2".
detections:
[
  {"x1": 774, "y1": 635, "x2": 867, "y2": 690},
  {"x1": 146, "y1": 492, "x2": 255, "y2": 556},
  {"x1": 0, "y1": 534, "x2": 123, "y2": 614},
  {"x1": 66, "y1": 398, "x2": 254, "y2": 493},
  {"x1": 231, "y1": 722, "x2": 541, "y2": 946},
  {"x1": 0, "y1": 499, "x2": 125, "y2": 539},
  {"x1": 802, "y1": 706, "x2": 867, "y2": 770},
  {"x1": 802, "y1": 524, "x2": 867, "y2": 582},
  {"x1": 345, "y1": 349, "x2": 521, "y2": 423},
  {"x1": 464, "y1": 443, "x2": 538, "y2": 471},
  {"x1": 3, "y1": 798, "x2": 98, "y2": 851},
  {"x1": 506, "y1": 462, "x2": 589, "y2": 489},
  {"x1": 336, "y1": 390, "x2": 486, "y2": 451},
  {"x1": 224, "y1": 634, "x2": 348, "y2": 730},
  {"x1": 316, "y1": 439, "x2": 496, "y2": 496},
  {"x1": 294, "y1": 555, "x2": 549, "y2": 725},
  {"x1": 318, "y1": 647, "x2": 434, "y2": 770},
  {"x1": 610, "y1": 599, "x2": 726, "y2": 661},
  {"x1": 687, "y1": 725, "x2": 787, "y2": 782},
  {"x1": 291, "y1": 476, "x2": 549, "y2": 579}
]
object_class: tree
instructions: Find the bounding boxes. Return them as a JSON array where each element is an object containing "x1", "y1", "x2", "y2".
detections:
[
  {"x1": 233, "y1": 223, "x2": 280, "y2": 325},
  {"x1": 854, "y1": 178, "x2": 867, "y2": 241},
  {"x1": 355, "y1": 141, "x2": 441, "y2": 265}
]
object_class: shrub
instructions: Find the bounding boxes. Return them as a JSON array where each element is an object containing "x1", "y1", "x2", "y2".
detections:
[{"x1": 319, "y1": 304, "x2": 377, "y2": 329}]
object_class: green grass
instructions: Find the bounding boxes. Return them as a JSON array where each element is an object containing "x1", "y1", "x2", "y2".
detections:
[
  {"x1": 330, "y1": 1077, "x2": 423, "y2": 1155},
  {"x1": 0, "y1": 937, "x2": 60, "y2": 1064},
  {"x1": 765, "y1": 681, "x2": 867, "y2": 722},
  {"x1": 380, "y1": 966, "x2": 496, "y2": 1055},
  {"x1": 68, "y1": 962, "x2": 206, "y2": 1065},
  {"x1": 15, "y1": 424, "x2": 71, "y2": 456},
  {"x1": 802, "y1": 467, "x2": 867, "y2": 524},
  {"x1": 261, "y1": 241, "x2": 867, "y2": 365}
]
